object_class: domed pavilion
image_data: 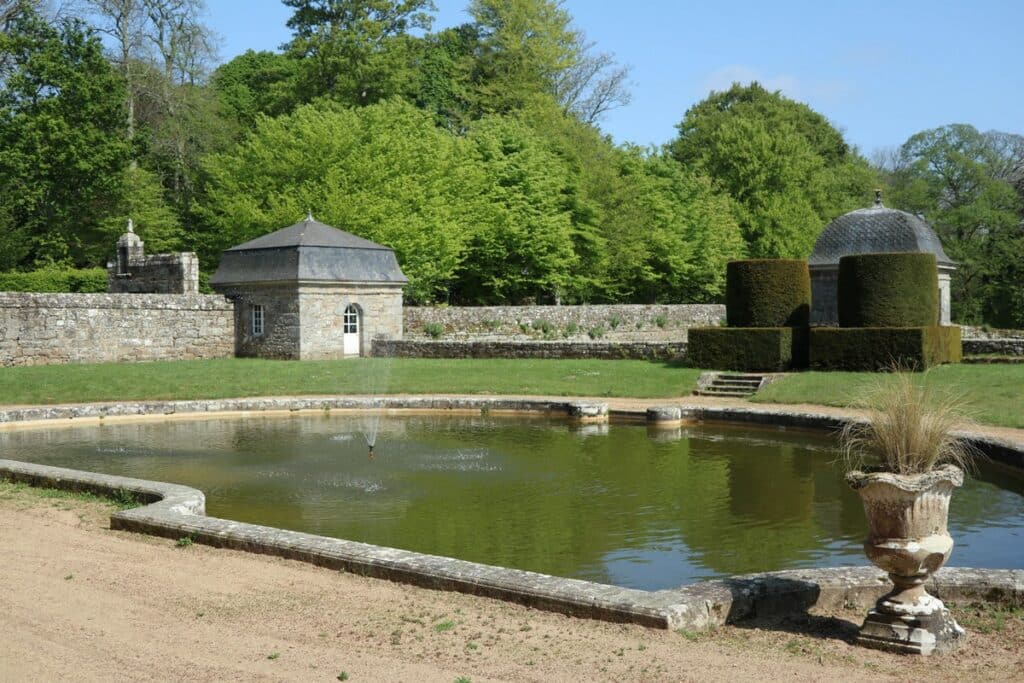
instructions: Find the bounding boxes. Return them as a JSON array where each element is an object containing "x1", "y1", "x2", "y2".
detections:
[
  {"x1": 210, "y1": 213, "x2": 407, "y2": 359},
  {"x1": 809, "y1": 192, "x2": 955, "y2": 325}
]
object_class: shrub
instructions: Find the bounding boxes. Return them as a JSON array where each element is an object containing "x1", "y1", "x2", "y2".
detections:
[
  {"x1": 531, "y1": 319, "x2": 553, "y2": 334},
  {"x1": 726, "y1": 259, "x2": 810, "y2": 327},
  {"x1": 608, "y1": 316, "x2": 622, "y2": 329},
  {"x1": 483, "y1": 319, "x2": 502, "y2": 331},
  {"x1": 838, "y1": 252, "x2": 938, "y2": 327},
  {"x1": 688, "y1": 327, "x2": 796, "y2": 371},
  {"x1": 423, "y1": 322, "x2": 444, "y2": 339},
  {"x1": 809, "y1": 326, "x2": 961, "y2": 371},
  {"x1": 588, "y1": 326, "x2": 605, "y2": 340},
  {"x1": 0, "y1": 267, "x2": 107, "y2": 293},
  {"x1": 563, "y1": 322, "x2": 579, "y2": 337},
  {"x1": 654, "y1": 315, "x2": 667, "y2": 328}
]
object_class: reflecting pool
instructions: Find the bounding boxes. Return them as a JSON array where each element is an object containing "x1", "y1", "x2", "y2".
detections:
[{"x1": 3, "y1": 414, "x2": 1022, "y2": 590}]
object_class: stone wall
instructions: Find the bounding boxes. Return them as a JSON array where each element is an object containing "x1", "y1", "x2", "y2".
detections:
[
  {"x1": 0, "y1": 293, "x2": 233, "y2": 366},
  {"x1": 403, "y1": 304, "x2": 724, "y2": 342},
  {"x1": 299, "y1": 283, "x2": 404, "y2": 359},
  {"x1": 217, "y1": 284, "x2": 301, "y2": 360},
  {"x1": 963, "y1": 339, "x2": 1024, "y2": 356},
  {"x1": 374, "y1": 340, "x2": 687, "y2": 361},
  {"x1": 107, "y1": 252, "x2": 199, "y2": 294}
]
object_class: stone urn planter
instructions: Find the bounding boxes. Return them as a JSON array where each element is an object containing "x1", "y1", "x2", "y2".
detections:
[{"x1": 846, "y1": 464, "x2": 966, "y2": 655}]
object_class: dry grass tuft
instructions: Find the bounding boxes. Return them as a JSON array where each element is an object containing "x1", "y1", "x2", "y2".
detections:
[{"x1": 840, "y1": 370, "x2": 977, "y2": 475}]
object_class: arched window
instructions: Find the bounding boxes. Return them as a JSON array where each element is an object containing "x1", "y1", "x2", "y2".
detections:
[{"x1": 343, "y1": 305, "x2": 359, "y2": 334}]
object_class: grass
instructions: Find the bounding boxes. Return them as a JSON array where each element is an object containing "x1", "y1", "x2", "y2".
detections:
[
  {"x1": 840, "y1": 371, "x2": 975, "y2": 475},
  {"x1": 0, "y1": 479, "x2": 141, "y2": 510},
  {"x1": 0, "y1": 358, "x2": 702, "y2": 404},
  {"x1": 752, "y1": 364, "x2": 1024, "y2": 429}
]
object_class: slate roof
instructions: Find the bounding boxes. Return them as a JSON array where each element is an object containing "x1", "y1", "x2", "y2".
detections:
[
  {"x1": 210, "y1": 216, "x2": 408, "y2": 286},
  {"x1": 809, "y1": 200, "x2": 954, "y2": 268}
]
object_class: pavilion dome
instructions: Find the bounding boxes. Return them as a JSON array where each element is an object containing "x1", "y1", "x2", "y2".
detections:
[{"x1": 809, "y1": 193, "x2": 954, "y2": 269}]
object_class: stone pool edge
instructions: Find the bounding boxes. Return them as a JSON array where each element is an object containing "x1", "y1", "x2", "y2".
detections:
[{"x1": 1, "y1": 396, "x2": 1022, "y2": 631}]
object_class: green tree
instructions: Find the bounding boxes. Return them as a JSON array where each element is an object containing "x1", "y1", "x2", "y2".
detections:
[
  {"x1": 198, "y1": 99, "x2": 478, "y2": 303},
  {"x1": 669, "y1": 82, "x2": 876, "y2": 259},
  {"x1": 283, "y1": 0, "x2": 435, "y2": 106},
  {"x1": 211, "y1": 50, "x2": 300, "y2": 129},
  {"x1": 453, "y1": 115, "x2": 579, "y2": 304},
  {"x1": 887, "y1": 124, "x2": 1024, "y2": 326},
  {"x1": 0, "y1": 8, "x2": 131, "y2": 268},
  {"x1": 100, "y1": 167, "x2": 183, "y2": 253}
]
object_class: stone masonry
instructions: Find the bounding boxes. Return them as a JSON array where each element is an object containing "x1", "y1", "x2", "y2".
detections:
[
  {"x1": 0, "y1": 292, "x2": 233, "y2": 366},
  {"x1": 403, "y1": 304, "x2": 724, "y2": 342}
]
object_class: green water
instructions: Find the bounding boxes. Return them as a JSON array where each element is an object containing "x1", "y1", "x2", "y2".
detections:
[{"x1": 3, "y1": 414, "x2": 1022, "y2": 590}]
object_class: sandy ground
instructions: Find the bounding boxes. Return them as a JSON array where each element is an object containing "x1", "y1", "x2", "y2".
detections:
[{"x1": 2, "y1": 484, "x2": 1023, "y2": 683}]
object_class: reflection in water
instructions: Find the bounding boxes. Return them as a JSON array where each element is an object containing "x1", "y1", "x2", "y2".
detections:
[{"x1": 2, "y1": 415, "x2": 1022, "y2": 590}]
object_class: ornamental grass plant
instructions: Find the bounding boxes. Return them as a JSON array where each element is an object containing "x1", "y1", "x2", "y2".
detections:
[{"x1": 840, "y1": 369, "x2": 977, "y2": 475}]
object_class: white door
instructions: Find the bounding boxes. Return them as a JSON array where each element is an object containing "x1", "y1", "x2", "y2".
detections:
[{"x1": 343, "y1": 304, "x2": 360, "y2": 356}]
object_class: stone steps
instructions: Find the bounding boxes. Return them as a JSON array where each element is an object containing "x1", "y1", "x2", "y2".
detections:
[{"x1": 695, "y1": 372, "x2": 770, "y2": 398}]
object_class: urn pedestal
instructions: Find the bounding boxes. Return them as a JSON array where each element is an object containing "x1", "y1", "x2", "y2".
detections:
[{"x1": 846, "y1": 464, "x2": 965, "y2": 655}]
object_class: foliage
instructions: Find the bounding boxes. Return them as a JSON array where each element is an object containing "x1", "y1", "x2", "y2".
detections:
[
  {"x1": 839, "y1": 371, "x2": 975, "y2": 475},
  {"x1": 211, "y1": 50, "x2": 301, "y2": 129},
  {"x1": 0, "y1": 267, "x2": 108, "y2": 293},
  {"x1": 809, "y1": 326, "x2": 961, "y2": 371},
  {"x1": 99, "y1": 167, "x2": 183, "y2": 254},
  {"x1": 282, "y1": 0, "x2": 435, "y2": 106},
  {"x1": 837, "y1": 252, "x2": 938, "y2": 328},
  {"x1": 453, "y1": 115, "x2": 579, "y2": 303},
  {"x1": 199, "y1": 99, "x2": 478, "y2": 303},
  {"x1": 688, "y1": 327, "x2": 796, "y2": 372},
  {"x1": 669, "y1": 83, "x2": 877, "y2": 259},
  {"x1": 423, "y1": 322, "x2": 444, "y2": 338},
  {"x1": 725, "y1": 259, "x2": 810, "y2": 327},
  {"x1": 884, "y1": 124, "x2": 1024, "y2": 327},
  {"x1": 0, "y1": 8, "x2": 131, "y2": 269}
]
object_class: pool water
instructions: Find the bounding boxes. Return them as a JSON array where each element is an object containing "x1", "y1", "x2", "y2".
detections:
[{"x1": 3, "y1": 414, "x2": 1022, "y2": 590}]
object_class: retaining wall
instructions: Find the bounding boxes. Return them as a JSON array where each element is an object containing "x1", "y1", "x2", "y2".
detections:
[
  {"x1": 0, "y1": 292, "x2": 234, "y2": 366},
  {"x1": 403, "y1": 304, "x2": 724, "y2": 342},
  {"x1": 373, "y1": 339, "x2": 687, "y2": 360}
]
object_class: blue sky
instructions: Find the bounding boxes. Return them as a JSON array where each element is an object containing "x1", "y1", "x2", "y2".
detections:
[{"x1": 206, "y1": 0, "x2": 1023, "y2": 155}]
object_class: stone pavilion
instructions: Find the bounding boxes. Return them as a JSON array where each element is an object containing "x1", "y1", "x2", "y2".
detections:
[
  {"x1": 210, "y1": 214, "x2": 407, "y2": 359},
  {"x1": 809, "y1": 192, "x2": 956, "y2": 325}
]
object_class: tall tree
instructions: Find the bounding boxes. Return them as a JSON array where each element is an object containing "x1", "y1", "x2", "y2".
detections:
[
  {"x1": 669, "y1": 82, "x2": 876, "y2": 259},
  {"x1": 886, "y1": 124, "x2": 1024, "y2": 326},
  {"x1": 283, "y1": 0, "x2": 435, "y2": 106},
  {"x1": 0, "y1": 8, "x2": 131, "y2": 268},
  {"x1": 198, "y1": 99, "x2": 480, "y2": 303},
  {"x1": 462, "y1": 0, "x2": 628, "y2": 123}
]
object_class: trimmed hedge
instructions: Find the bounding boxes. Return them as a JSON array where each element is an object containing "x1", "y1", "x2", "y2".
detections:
[
  {"x1": 726, "y1": 259, "x2": 810, "y2": 328},
  {"x1": 838, "y1": 252, "x2": 938, "y2": 327},
  {"x1": 809, "y1": 326, "x2": 962, "y2": 371},
  {"x1": 0, "y1": 267, "x2": 108, "y2": 293},
  {"x1": 689, "y1": 327, "x2": 805, "y2": 372}
]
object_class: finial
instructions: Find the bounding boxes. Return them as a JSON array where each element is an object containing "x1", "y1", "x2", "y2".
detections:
[
  {"x1": 873, "y1": 189, "x2": 883, "y2": 207},
  {"x1": 127, "y1": 217, "x2": 134, "y2": 233},
  {"x1": 305, "y1": 208, "x2": 314, "y2": 222}
]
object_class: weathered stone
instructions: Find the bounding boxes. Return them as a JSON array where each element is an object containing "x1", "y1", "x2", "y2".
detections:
[
  {"x1": 646, "y1": 405, "x2": 683, "y2": 427},
  {"x1": 0, "y1": 293, "x2": 233, "y2": 366}
]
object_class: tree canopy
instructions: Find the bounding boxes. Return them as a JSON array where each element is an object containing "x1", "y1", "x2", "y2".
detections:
[{"x1": 1, "y1": 0, "x2": 1020, "y2": 325}]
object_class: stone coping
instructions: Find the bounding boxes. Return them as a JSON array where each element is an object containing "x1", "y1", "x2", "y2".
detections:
[
  {"x1": 2, "y1": 458, "x2": 1021, "y2": 632},
  {"x1": 1, "y1": 396, "x2": 1022, "y2": 630}
]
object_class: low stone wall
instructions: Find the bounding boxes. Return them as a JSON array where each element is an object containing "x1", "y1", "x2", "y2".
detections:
[
  {"x1": 403, "y1": 304, "x2": 724, "y2": 342},
  {"x1": 373, "y1": 339, "x2": 687, "y2": 361},
  {"x1": 963, "y1": 338, "x2": 1024, "y2": 356},
  {"x1": 0, "y1": 292, "x2": 234, "y2": 366}
]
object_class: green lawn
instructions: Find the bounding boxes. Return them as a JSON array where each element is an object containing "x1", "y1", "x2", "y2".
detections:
[
  {"x1": 0, "y1": 358, "x2": 702, "y2": 405},
  {"x1": 752, "y1": 364, "x2": 1024, "y2": 429},
  {"x1": 1, "y1": 359, "x2": 1020, "y2": 429}
]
